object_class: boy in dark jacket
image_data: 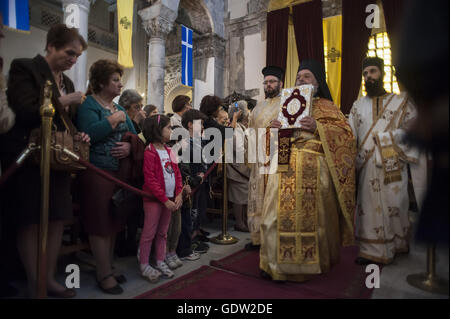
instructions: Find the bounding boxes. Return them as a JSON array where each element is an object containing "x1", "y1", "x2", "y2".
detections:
[{"x1": 176, "y1": 110, "x2": 211, "y2": 256}]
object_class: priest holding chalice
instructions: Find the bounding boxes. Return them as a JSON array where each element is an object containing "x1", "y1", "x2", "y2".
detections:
[{"x1": 259, "y1": 59, "x2": 357, "y2": 282}]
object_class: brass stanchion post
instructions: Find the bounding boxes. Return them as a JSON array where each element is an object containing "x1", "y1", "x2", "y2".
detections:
[
  {"x1": 37, "y1": 81, "x2": 55, "y2": 298},
  {"x1": 406, "y1": 243, "x2": 449, "y2": 295},
  {"x1": 210, "y1": 141, "x2": 238, "y2": 245}
]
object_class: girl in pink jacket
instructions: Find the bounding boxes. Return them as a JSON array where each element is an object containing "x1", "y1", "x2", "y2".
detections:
[{"x1": 140, "y1": 114, "x2": 183, "y2": 282}]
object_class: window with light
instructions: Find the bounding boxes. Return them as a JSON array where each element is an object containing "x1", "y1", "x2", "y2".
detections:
[{"x1": 362, "y1": 32, "x2": 400, "y2": 96}]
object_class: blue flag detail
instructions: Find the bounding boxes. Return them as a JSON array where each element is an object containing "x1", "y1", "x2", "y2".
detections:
[
  {"x1": 0, "y1": 0, "x2": 30, "y2": 32},
  {"x1": 181, "y1": 25, "x2": 193, "y2": 87}
]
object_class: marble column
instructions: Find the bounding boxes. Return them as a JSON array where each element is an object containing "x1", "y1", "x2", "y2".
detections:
[
  {"x1": 62, "y1": 0, "x2": 91, "y2": 92},
  {"x1": 139, "y1": 1, "x2": 179, "y2": 112}
]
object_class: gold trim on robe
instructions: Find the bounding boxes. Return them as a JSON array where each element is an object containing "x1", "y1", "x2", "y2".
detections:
[
  {"x1": 247, "y1": 96, "x2": 282, "y2": 245},
  {"x1": 260, "y1": 98, "x2": 356, "y2": 281},
  {"x1": 314, "y1": 99, "x2": 357, "y2": 246}
]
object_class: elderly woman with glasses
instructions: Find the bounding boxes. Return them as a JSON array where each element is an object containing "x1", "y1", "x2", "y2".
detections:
[{"x1": 118, "y1": 89, "x2": 145, "y2": 134}]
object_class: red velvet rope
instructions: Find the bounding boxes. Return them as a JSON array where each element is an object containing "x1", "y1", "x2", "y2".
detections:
[
  {"x1": 0, "y1": 147, "x2": 33, "y2": 188},
  {"x1": 0, "y1": 147, "x2": 219, "y2": 201},
  {"x1": 76, "y1": 157, "x2": 155, "y2": 198},
  {"x1": 77, "y1": 157, "x2": 218, "y2": 199},
  {"x1": 0, "y1": 161, "x2": 21, "y2": 188}
]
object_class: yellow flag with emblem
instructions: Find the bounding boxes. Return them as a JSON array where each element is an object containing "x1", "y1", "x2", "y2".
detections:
[
  {"x1": 323, "y1": 15, "x2": 342, "y2": 107},
  {"x1": 284, "y1": 15, "x2": 299, "y2": 88},
  {"x1": 117, "y1": 0, "x2": 134, "y2": 68}
]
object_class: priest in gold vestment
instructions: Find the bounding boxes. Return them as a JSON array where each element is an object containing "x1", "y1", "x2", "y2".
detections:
[
  {"x1": 247, "y1": 66, "x2": 285, "y2": 250},
  {"x1": 260, "y1": 60, "x2": 356, "y2": 281}
]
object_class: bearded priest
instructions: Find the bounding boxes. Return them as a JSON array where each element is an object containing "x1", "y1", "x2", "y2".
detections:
[{"x1": 260, "y1": 59, "x2": 357, "y2": 282}]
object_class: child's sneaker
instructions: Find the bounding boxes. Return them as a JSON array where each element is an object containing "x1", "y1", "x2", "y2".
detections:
[
  {"x1": 165, "y1": 255, "x2": 178, "y2": 270},
  {"x1": 192, "y1": 241, "x2": 209, "y2": 254},
  {"x1": 141, "y1": 264, "x2": 161, "y2": 283},
  {"x1": 180, "y1": 252, "x2": 200, "y2": 261},
  {"x1": 156, "y1": 261, "x2": 175, "y2": 278},
  {"x1": 172, "y1": 254, "x2": 183, "y2": 267}
]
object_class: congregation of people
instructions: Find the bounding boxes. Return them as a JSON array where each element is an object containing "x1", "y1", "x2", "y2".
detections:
[{"x1": 0, "y1": 12, "x2": 446, "y2": 299}]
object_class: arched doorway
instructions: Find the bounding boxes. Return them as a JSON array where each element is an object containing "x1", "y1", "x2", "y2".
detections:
[{"x1": 164, "y1": 75, "x2": 193, "y2": 114}]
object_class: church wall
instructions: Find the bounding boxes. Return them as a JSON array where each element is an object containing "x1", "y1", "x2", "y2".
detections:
[
  {"x1": 227, "y1": 0, "x2": 249, "y2": 20},
  {"x1": 2, "y1": 27, "x2": 48, "y2": 76},
  {"x1": 244, "y1": 33, "x2": 266, "y2": 102},
  {"x1": 225, "y1": 0, "x2": 268, "y2": 101},
  {"x1": 1, "y1": 26, "x2": 136, "y2": 96},
  {"x1": 322, "y1": 0, "x2": 342, "y2": 17},
  {"x1": 2, "y1": 28, "x2": 139, "y2": 95},
  {"x1": 203, "y1": 0, "x2": 225, "y2": 38},
  {"x1": 88, "y1": 0, "x2": 113, "y2": 31},
  {"x1": 224, "y1": 0, "x2": 341, "y2": 103},
  {"x1": 194, "y1": 57, "x2": 215, "y2": 109},
  {"x1": 1, "y1": 0, "x2": 147, "y2": 100}
]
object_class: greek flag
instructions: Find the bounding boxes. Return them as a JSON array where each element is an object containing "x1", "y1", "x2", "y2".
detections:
[
  {"x1": 181, "y1": 25, "x2": 193, "y2": 87},
  {"x1": 0, "y1": 0, "x2": 30, "y2": 32}
]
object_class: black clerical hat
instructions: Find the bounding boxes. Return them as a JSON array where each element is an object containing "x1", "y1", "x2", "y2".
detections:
[
  {"x1": 362, "y1": 57, "x2": 385, "y2": 73},
  {"x1": 297, "y1": 59, "x2": 333, "y2": 101},
  {"x1": 262, "y1": 66, "x2": 284, "y2": 81}
]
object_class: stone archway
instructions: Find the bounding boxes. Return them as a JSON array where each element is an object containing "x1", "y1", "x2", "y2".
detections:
[{"x1": 164, "y1": 75, "x2": 193, "y2": 114}]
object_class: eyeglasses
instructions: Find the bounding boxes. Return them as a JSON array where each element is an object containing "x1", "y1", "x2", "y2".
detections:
[{"x1": 263, "y1": 80, "x2": 280, "y2": 85}]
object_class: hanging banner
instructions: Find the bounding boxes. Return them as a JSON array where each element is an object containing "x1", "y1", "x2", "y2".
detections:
[
  {"x1": 181, "y1": 25, "x2": 193, "y2": 87},
  {"x1": 0, "y1": 0, "x2": 30, "y2": 33},
  {"x1": 323, "y1": 15, "x2": 342, "y2": 107},
  {"x1": 285, "y1": 16, "x2": 299, "y2": 88},
  {"x1": 117, "y1": 0, "x2": 134, "y2": 68}
]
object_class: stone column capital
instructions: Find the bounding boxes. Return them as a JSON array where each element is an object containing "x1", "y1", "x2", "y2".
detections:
[
  {"x1": 141, "y1": 17, "x2": 174, "y2": 39},
  {"x1": 138, "y1": 1, "x2": 179, "y2": 39}
]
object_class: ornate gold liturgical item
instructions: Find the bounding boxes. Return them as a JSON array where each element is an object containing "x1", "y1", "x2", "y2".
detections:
[{"x1": 277, "y1": 84, "x2": 314, "y2": 129}]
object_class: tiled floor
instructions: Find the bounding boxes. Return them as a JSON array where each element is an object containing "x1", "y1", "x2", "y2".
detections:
[{"x1": 7, "y1": 214, "x2": 449, "y2": 299}]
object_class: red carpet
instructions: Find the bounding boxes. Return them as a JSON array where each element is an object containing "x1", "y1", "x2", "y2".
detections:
[
  {"x1": 210, "y1": 246, "x2": 376, "y2": 299},
  {"x1": 135, "y1": 265, "x2": 331, "y2": 299}
]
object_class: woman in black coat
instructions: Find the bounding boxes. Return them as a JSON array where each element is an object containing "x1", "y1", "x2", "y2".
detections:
[{"x1": 0, "y1": 24, "x2": 89, "y2": 298}]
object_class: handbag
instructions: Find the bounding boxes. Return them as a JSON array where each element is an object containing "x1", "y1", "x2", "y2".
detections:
[{"x1": 28, "y1": 86, "x2": 89, "y2": 171}]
